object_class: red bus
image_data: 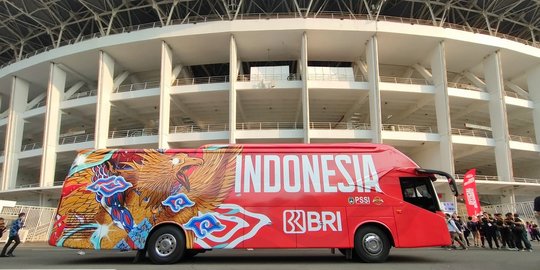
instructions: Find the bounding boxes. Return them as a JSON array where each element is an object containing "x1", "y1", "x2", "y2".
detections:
[{"x1": 49, "y1": 143, "x2": 458, "y2": 264}]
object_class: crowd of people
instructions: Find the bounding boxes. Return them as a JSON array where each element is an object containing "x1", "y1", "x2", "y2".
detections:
[{"x1": 445, "y1": 211, "x2": 538, "y2": 252}]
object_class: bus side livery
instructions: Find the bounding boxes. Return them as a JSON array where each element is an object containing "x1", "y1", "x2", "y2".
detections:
[{"x1": 49, "y1": 143, "x2": 458, "y2": 264}]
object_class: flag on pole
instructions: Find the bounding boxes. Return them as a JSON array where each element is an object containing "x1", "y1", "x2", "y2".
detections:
[{"x1": 463, "y1": 169, "x2": 481, "y2": 217}]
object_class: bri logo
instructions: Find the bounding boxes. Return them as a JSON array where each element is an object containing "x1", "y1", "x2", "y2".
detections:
[{"x1": 283, "y1": 210, "x2": 342, "y2": 234}]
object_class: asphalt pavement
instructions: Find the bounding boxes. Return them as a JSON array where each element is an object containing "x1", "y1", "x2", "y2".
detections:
[{"x1": 0, "y1": 242, "x2": 538, "y2": 270}]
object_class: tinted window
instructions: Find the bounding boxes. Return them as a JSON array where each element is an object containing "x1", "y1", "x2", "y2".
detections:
[{"x1": 400, "y1": 177, "x2": 439, "y2": 212}]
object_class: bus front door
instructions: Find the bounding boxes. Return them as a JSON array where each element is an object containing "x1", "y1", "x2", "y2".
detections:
[{"x1": 393, "y1": 177, "x2": 450, "y2": 247}]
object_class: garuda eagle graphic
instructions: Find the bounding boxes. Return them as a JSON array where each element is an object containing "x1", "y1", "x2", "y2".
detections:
[{"x1": 53, "y1": 146, "x2": 241, "y2": 249}]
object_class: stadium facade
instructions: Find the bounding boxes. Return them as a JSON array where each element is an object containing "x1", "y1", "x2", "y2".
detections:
[{"x1": 0, "y1": 0, "x2": 539, "y2": 207}]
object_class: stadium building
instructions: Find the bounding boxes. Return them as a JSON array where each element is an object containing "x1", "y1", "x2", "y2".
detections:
[{"x1": 0, "y1": 0, "x2": 539, "y2": 208}]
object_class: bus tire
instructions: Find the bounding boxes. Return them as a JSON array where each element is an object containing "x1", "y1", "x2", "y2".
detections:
[
  {"x1": 354, "y1": 225, "x2": 390, "y2": 263},
  {"x1": 147, "y1": 225, "x2": 185, "y2": 264}
]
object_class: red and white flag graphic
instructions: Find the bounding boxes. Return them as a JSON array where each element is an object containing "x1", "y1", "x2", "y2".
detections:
[{"x1": 463, "y1": 169, "x2": 481, "y2": 217}]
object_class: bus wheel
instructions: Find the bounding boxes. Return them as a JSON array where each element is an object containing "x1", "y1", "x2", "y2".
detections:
[
  {"x1": 147, "y1": 226, "x2": 185, "y2": 264},
  {"x1": 354, "y1": 226, "x2": 390, "y2": 263}
]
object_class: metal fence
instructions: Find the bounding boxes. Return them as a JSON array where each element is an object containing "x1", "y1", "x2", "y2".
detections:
[
  {"x1": 0, "y1": 205, "x2": 56, "y2": 243},
  {"x1": 382, "y1": 124, "x2": 434, "y2": 133},
  {"x1": 456, "y1": 174, "x2": 540, "y2": 185},
  {"x1": 482, "y1": 201, "x2": 536, "y2": 222},
  {"x1": 116, "y1": 81, "x2": 160, "y2": 93},
  {"x1": 451, "y1": 128, "x2": 492, "y2": 138}
]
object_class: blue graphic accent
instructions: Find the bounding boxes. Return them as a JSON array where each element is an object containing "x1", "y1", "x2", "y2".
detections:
[
  {"x1": 214, "y1": 243, "x2": 229, "y2": 249},
  {"x1": 206, "y1": 145, "x2": 229, "y2": 151},
  {"x1": 128, "y1": 218, "x2": 152, "y2": 249},
  {"x1": 68, "y1": 150, "x2": 115, "y2": 177},
  {"x1": 114, "y1": 239, "x2": 131, "y2": 251},
  {"x1": 185, "y1": 213, "x2": 225, "y2": 239},
  {"x1": 224, "y1": 209, "x2": 240, "y2": 215},
  {"x1": 162, "y1": 194, "x2": 195, "y2": 213},
  {"x1": 87, "y1": 175, "x2": 133, "y2": 197},
  {"x1": 90, "y1": 226, "x2": 104, "y2": 249},
  {"x1": 108, "y1": 195, "x2": 135, "y2": 232}
]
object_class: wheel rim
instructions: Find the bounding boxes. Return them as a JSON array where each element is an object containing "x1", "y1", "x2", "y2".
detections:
[
  {"x1": 362, "y1": 233, "x2": 383, "y2": 255},
  {"x1": 154, "y1": 233, "x2": 177, "y2": 257}
]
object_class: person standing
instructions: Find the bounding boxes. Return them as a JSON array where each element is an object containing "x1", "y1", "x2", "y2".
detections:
[
  {"x1": 467, "y1": 216, "x2": 480, "y2": 247},
  {"x1": 510, "y1": 213, "x2": 533, "y2": 252},
  {"x1": 446, "y1": 213, "x2": 467, "y2": 250},
  {"x1": 476, "y1": 214, "x2": 485, "y2": 248},
  {"x1": 481, "y1": 216, "x2": 499, "y2": 249},
  {"x1": 500, "y1": 213, "x2": 517, "y2": 250},
  {"x1": 535, "y1": 196, "x2": 540, "y2": 228},
  {"x1": 0, "y1": 213, "x2": 25, "y2": 257},
  {"x1": 454, "y1": 215, "x2": 470, "y2": 246},
  {"x1": 531, "y1": 223, "x2": 540, "y2": 241}
]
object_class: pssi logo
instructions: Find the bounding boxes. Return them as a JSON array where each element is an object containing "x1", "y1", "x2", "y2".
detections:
[{"x1": 283, "y1": 210, "x2": 342, "y2": 234}]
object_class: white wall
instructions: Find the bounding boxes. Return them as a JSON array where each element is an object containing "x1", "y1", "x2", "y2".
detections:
[
  {"x1": 516, "y1": 164, "x2": 540, "y2": 179},
  {"x1": 408, "y1": 143, "x2": 443, "y2": 171}
]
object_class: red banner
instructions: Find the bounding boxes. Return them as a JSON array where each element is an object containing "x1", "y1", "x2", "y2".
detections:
[{"x1": 463, "y1": 169, "x2": 481, "y2": 217}]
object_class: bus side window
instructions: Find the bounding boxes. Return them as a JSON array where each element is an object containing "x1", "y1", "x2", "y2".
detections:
[{"x1": 400, "y1": 177, "x2": 439, "y2": 212}]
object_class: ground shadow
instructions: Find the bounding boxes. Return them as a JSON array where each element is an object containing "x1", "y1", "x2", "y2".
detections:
[{"x1": 54, "y1": 252, "x2": 440, "y2": 265}]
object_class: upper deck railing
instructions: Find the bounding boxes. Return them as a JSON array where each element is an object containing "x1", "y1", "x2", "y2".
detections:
[
  {"x1": 509, "y1": 134, "x2": 535, "y2": 144},
  {"x1": 2, "y1": 13, "x2": 537, "y2": 70},
  {"x1": 59, "y1": 133, "x2": 95, "y2": 145},
  {"x1": 22, "y1": 78, "x2": 529, "y2": 112},
  {"x1": 13, "y1": 125, "x2": 535, "y2": 151},
  {"x1": 238, "y1": 122, "x2": 304, "y2": 130},
  {"x1": 109, "y1": 128, "x2": 159, "y2": 138},
  {"x1": 173, "y1": 76, "x2": 230, "y2": 86},
  {"x1": 238, "y1": 74, "x2": 301, "y2": 82},
  {"x1": 310, "y1": 122, "x2": 370, "y2": 130},
  {"x1": 18, "y1": 128, "x2": 159, "y2": 151},
  {"x1": 170, "y1": 122, "x2": 438, "y2": 132},
  {"x1": 380, "y1": 76, "x2": 430, "y2": 85},
  {"x1": 382, "y1": 124, "x2": 434, "y2": 133},
  {"x1": 15, "y1": 181, "x2": 63, "y2": 189},
  {"x1": 455, "y1": 174, "x2": 540, "y2": 185},
  {"x1": 21, "y1": 142, "x2": 42, "y2": 152},
  {"x1": 451, "y1": 128, "x2": 492, "y2": 138},
  {"x1": 170, "y1": 124, "x2": 230, "y2": 133},
  {"x1": 116, "y1": 81, "x2": 160, "y2": 93},
  {"x1": 447, "y1": 82, "x2": 483, "y2": 91},
  {"x1": 451, "y1": 128, "x2": 535, "y2": 143},
  {"x1": 66, "y1": 89, "x2": 97, "y2": 100}
]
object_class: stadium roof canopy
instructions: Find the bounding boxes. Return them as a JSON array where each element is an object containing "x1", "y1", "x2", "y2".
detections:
[{"x1": 0, "y1": 0, "x2": 539, "y2": 67}]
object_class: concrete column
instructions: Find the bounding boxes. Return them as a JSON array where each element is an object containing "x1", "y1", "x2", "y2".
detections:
[
  {"x1": 40, "y1": 63, "x2": 66, "y2": 187},
  {"x1": 484, "y1": 52, "x2": 513, "y2": 182},
  {"x1": 431, "y1": 41, "x2": 454, "y2": 175},
  {"x1": 500, "y1": 188, "x2": 516, "y2": 206},
  {"x1": 1, "y1": 77, "x2": 29, "y2": 190},
  {"x1": 229, "y1": 35, "x2": 238, "y2": 144},
  {"x1": 301, "y1": 32, "x2": 310, "y2": 143},
  {"x1": 94, "y1": 51, "x2": 114, "y2": 149},
  {"x1": 159, "y1": 41, "x2": 172, "y2": 149},
  {"x1": 526, "y1": 66, "x2": 540, "y2": 145},
  {"x1": 366, "y1": 36, "x2": 382, "y2": 143}
]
